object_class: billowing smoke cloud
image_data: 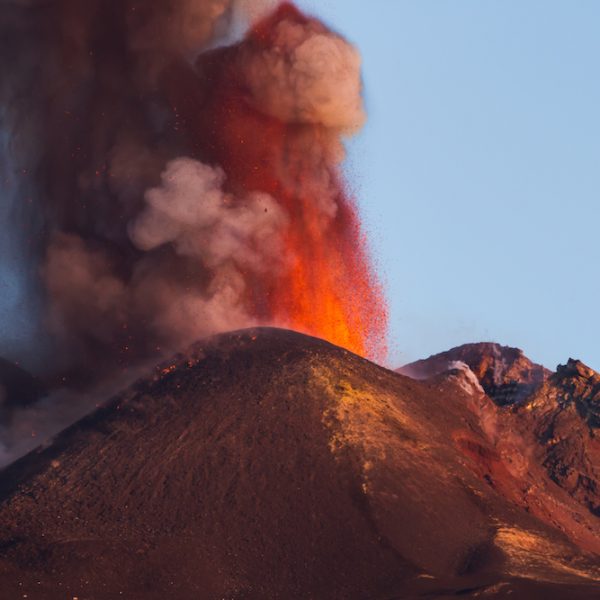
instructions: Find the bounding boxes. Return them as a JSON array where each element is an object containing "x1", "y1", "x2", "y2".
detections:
[
  {"x1": 130, "y1": 159, "x2": 287, "y2": 270},
  {"x1": 239, "y1": 15, "x2": 365, "y2": 131},
  {"x1": 42, "y1": 157, "x2": 289, "y2": 368},
  {"x1": 0, "y1": 0, "x2": 387, "y2": 461}
]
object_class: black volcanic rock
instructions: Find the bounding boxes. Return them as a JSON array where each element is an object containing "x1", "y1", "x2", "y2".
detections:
[
  {"x1": 0, "y1": 330, "x2": 598, "y2": 599},
  {"x1": 399, "y1": 342, "x2": 550, "y2": 405}
]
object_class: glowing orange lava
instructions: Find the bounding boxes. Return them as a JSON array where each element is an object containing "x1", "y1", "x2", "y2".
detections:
[{"x1": 167, "y1": 3, "x2": 388, "y2": 361}]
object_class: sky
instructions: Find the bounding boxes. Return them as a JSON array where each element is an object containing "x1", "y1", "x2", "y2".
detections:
[{"x1": 299, "y1": 0, "x2": 600, "y2": 370}]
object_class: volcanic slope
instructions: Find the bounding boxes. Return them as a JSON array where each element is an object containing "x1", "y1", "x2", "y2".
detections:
[
  {"x1": 0, "y1": 330, "x2": 599, "y2": 599},
  {"x1": 401, "y1": 343, "x2": 600, "y2": 527}
]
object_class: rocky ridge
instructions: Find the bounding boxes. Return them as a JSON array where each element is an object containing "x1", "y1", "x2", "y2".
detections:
[{"x1": 401, "y1": 343, "x2": 600, "y2": 533}]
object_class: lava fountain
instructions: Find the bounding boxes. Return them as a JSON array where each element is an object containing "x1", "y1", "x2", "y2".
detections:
[
  {"x1": 163, "y1": 3, "x2": 388, "y2": 359},
  {"x1": 2, "y1": 0, "x2": 388, "y2": 378}
]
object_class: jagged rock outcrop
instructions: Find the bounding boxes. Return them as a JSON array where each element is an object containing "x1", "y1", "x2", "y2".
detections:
[
  {"x1": 522, "y1": 359, "x2": 600, "y2": 518},
  {"x1": 400, "y1": 342, "x2": 550, "y2": 405},
  {"x1": 401, "y1": 344, "x2": 600, "y2": 550}
]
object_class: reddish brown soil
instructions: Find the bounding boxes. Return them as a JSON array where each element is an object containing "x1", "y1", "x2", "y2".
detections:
[{"x1": 0, "y1": 330, "x2": 598, "y2": 599}]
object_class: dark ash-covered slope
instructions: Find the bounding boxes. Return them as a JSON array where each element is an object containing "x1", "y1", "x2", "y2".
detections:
[{"x1": 0, "y1": 330, "x2": 598, "y2": 599}]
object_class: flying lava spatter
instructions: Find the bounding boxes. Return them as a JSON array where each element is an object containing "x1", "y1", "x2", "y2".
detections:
[
  {"x1": 163, "y1": 3, "x2": 388, "y2": 360},
  {"x1": 1, "y1": 0, "x2": 388, "y2": 377}
]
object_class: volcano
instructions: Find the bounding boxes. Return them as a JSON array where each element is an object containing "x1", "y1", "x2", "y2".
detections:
[{"x1": 0, "y1": 330, "x2": 599, "y2": 599}]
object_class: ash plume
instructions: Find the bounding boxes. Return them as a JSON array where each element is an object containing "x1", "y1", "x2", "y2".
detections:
[{"x1": 0, "y1": 0, "x2": 387, "y2": 402}]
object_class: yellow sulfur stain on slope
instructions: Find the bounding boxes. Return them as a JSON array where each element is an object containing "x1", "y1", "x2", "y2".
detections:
[{"x1": 495, "y1": 526, "x2": 600, "y2": 584}]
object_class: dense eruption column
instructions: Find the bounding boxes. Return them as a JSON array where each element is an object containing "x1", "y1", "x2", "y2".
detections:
[
  {"x1": 163, "y1": 3, "x2": 388, "y2": 361},
  {"x1": 2, "y1": 0, "x2": 387, "y2": 377}
]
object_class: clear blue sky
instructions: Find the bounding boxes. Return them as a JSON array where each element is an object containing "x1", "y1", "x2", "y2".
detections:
[{"x1": 299, "y1": 0, "x2": 600, "y2": 370}]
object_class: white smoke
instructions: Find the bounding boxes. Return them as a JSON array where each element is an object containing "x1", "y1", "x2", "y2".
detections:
[
  {"x1": 448, "y1": 360, "x2": 486, "y2": 395},
  {"x1": 43, "y1": 158, "x2": 289, "y2": 359},
  {"x1": 241, "y1": 17, "x2": 366, "y2": 132},
  {"x1": 130, "y1": 158, "x2": 288, "y2": 272}
]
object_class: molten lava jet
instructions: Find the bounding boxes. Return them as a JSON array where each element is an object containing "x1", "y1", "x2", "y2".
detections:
[
  {"x1": 2, "y1": 0, "x2": 388, "y2": 378},
  {"x1": 163, "y1": 3, "x2": 388, "y2": 359}
]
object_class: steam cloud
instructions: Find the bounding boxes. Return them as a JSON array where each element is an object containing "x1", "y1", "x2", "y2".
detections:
[
  {"x1": 240, "y1": 16, "x2": 365, "y2": 131},
  {"x1": 0, "y1": 1, "x2": 387, "y2": 461}
]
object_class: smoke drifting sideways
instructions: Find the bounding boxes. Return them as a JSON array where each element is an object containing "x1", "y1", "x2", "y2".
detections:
[{"x1": 0, "y1": 1, "x2": 387, "y2": 401}]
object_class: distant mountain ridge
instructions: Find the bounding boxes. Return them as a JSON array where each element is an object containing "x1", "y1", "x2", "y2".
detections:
[
  {"x1": 399, "y1": 342, "x2": 550, "y2": 405},
  {"x1": 400, "y1": 342, "x2": 600, "y2": 528}
]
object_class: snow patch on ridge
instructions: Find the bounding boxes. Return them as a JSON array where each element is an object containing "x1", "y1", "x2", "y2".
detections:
[{"x1": 447, "y1": 361, "x2": 485, "y2": 396}]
